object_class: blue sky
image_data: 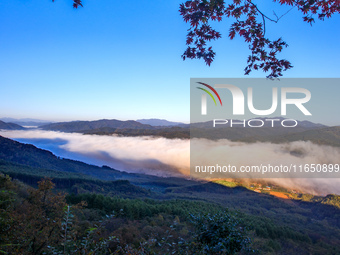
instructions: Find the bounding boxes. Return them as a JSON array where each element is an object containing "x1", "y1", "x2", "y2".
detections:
[{"x1": 0, "y1": 0, "x2": 339, "y2": 123}]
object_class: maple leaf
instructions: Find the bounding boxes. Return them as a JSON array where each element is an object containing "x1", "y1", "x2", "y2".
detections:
[{"x1": 180, "y1": 0, "x2": 339, "y2": 78}]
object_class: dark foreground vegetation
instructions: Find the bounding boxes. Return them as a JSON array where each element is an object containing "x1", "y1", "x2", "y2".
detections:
[
  {"x1": 0, "y1": 175, "x2": 252, "y2": 254},
  {"x1": 1, "y1": 135, "x2": 340, "y2": 254}
]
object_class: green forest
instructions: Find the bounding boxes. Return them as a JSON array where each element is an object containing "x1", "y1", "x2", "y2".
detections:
[{"x1": 1, "y1": 135, "x2": 340, "y2": 254}]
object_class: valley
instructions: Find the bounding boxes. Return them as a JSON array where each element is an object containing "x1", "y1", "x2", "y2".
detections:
[{"x1": 1, "y1": 117, "x2": 340, "y2": 254}]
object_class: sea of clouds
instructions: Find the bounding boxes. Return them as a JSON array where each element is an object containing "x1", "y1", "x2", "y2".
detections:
[{"x1": 0, "y1": 129, "x2": 339, "y2": 195}]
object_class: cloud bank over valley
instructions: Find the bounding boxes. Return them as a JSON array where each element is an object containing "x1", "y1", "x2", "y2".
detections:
[{"x1": 0, "y1": 129, "x2": 339, "y2": 195}]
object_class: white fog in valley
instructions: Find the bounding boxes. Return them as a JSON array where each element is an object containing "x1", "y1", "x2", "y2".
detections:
[
  {"x1": 0, "y1": 130, "x2": 190, "y2": 177},
  {"x1": 0, "y1": 129, "x2": 339, "y2": 196}
]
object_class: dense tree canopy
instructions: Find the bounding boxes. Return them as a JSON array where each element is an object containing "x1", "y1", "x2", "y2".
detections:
[{"x1": 55, "y1": 0, "x2": 339, "y2": 78}]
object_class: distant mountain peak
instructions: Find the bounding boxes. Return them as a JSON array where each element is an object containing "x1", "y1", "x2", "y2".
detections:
[
  {"x1": 40, "y1": 118, "x2": 155, "y2": 132},
  {"x1": 137, "y1": 118, "x2": 185, "y2": 127},
  {"x1": 0, "y1": 117, "x2": 52, "y2": 127},
  {"x1": 0, "y1": 120, "x2": 25, "y2": 130}
]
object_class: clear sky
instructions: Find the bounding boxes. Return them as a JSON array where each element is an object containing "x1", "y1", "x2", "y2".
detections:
[{"x1": 0, "y1": 0, "x2": 339, "y2": 123}]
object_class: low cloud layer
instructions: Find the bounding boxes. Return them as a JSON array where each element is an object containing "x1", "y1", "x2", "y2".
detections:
[
  {"x1": 192, "y1": 139, "x2": 340, "y2": 195},
  {"x1": 191, "y1": 139, "x2": 340, "y2": 178},
  {"x1": 0, "y1": 130, "x2": 190, "y2": 177},
  {"x1": 0, "y1": 130, "x2": 339, "y2": 195}
]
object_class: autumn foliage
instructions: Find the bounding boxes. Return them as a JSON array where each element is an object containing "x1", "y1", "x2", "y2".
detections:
[
  {"x1": 179, "y1": 0, "x2": 340, "y2": 78},
  {"x1": 0, "y1": 175, "x2": 252, "y2": 254},
  {"x1": 52, "y1": 0, "x2": 83, "y2": 9},
  {"x1": 52, "y1": 0, "x2": 339, "y2": 78},
  {"x1": 0, "y1": 177, "x2": 66, "y2": 254}
]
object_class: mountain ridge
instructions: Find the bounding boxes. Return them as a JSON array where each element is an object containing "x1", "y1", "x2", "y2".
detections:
[
  {"x1": 137, "y1": 118, "x2": 185, "y2": 127},
  {"x1": 38, "y1": 117, "x2": 340, "y2": 146},
  {"x1": 41, "y1": 119, "x2": 156, "y2": 132},
  {"x1": 0, "y1": 120, "x2": 25, "y2": 130},
  {"x1": 0, "y1": 117, "x2": 52, "y2": 127}
]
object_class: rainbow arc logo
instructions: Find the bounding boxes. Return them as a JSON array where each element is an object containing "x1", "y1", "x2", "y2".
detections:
[{"x1": 196, "y1": 82, "x2": 223, "y2": 107}]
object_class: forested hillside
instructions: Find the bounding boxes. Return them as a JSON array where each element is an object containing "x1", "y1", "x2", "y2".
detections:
[
  {"x1": 1, "y1": 136, "x2": 340, "y2": 254},
  {"x1": 0, "y1": 120, "x2": 24, "y2": 130},
  {"x1": 41, "y1": 119, "x2": 155, "y2": 132}
]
